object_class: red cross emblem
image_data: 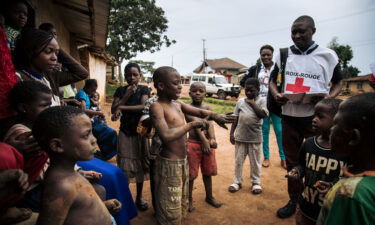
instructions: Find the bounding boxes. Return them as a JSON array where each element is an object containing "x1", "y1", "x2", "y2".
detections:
[{"x1": 286, "y1": 77, "x2": 311, "y2": 93}]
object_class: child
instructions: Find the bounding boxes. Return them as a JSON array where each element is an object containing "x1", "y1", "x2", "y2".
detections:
[
  {"x1": 5, "y1": 80, "x2": 51, "y2": 188},
  {"x1": 286, "y1": 98, "x2": 348, "y2": 225},
  {"x1": 32, "y1": 106, "x2": 121, "y2": 225},
  {"x1": 317, "y1": 93, "x2": 375, "y2": 225},
  {"x1": 150, "y1": 66, "x2": 230, "y2": 225},
  {"x1": 91, "y1": 91, "x2": 101, "y2": 112},
  {"x1": 186, "y1": 82, "x2": 222, "y2": 212},
  {"x1": 1, "y1": 0, "x2": 29, "y2": 51},
  {"x1": 111, "y1": 63, "x2": 150, "y2": 210},
  {"x1": 76, "y1": 79, "x2": 117, "y2": 161},
  {"x1": 229, "y1": 78, "x2": 268, "y2": 194}
]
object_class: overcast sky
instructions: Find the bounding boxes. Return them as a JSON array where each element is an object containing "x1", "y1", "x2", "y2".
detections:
[{"x1": 128, "y1": 0, "x2": 375, "y2": 76}]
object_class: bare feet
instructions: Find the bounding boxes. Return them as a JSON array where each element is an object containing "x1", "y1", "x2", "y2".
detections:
[
  {"x1": 135, "y1": 199, "x2": 149, "y2": 211},
  {"x1": 262, "y1": 159, "x2": 270, "y2": 168},
  {"x1": 104, "y1": 199, "x2": 122, "y2": 214},
  {"x1": 0, "y1": 207, "x2": 32, "y2": 225},
  {"x1": 205, "y1": 197, "x2": 223, "y2": 208},
  {"x1": 281, "y1": 160, "x2": 287, "y2": 170},
  {"x1": 188, "y1": 200, "x2": 195, "y2": 212}
]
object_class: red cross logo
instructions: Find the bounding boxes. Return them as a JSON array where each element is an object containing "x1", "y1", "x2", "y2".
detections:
[{"x1": 286, "y1": 77, "x2": 311, "y2": 93}]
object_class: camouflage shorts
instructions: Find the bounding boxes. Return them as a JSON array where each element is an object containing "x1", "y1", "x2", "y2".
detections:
[{"x1": 154, "y1": 156, "x2": 189, "y2": 225}]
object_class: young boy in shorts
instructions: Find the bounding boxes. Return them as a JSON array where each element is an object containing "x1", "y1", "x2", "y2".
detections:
[
  {"x1": 150, "y1": 66, "x2": 231, "y2": 225},
  {"x1": 32, "y1": 106, "x2": 121, "y2": 225},
  {"x1": 186, "y1": 82, "x2": 223, "y2": 212},
  {"x1": 317, "y1": 93, "x2": 375, "y2": 225},
  {"x1": 286, "y1": 98, "x2": 348, "y2": 225},
  {"x1": 229, "y1": 78, "x2": 268, "y2": 194}
]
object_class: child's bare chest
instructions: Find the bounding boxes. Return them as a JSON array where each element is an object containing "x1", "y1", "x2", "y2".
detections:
[{"x1": 163, "y1": 103, "x2": 185, "y2": 128}]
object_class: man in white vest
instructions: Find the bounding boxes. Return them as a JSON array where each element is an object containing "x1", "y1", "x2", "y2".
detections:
[{"x1": 269, "y1": 15, "x2": 343, "y2": 219}]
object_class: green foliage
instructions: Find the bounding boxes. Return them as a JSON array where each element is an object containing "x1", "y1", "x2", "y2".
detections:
[
  {"x1": 328, "y1": 37, "x2": 360, "y2": 78},
  {"x1": 106, "y1": 0, "x2": 175, "y2": 64},
  {"x1": 179, "y1": 97, "x2": 235, "y2": 114},
  {"x1": 106, "y1": 83, "x2": 120, "y2": 97},
  {"x1": 129, "y1": 60, "x2": 156, "y2": 75}
]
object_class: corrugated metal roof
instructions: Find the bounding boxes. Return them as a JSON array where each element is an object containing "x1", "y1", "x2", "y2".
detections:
[{"x1": 53, "y1": 0, "x2": 109, "y2": 48}]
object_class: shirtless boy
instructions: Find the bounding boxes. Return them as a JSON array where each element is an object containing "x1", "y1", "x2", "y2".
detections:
[
  {"x1": 150, "y1": 67, "x2": 231, "y2": 225},
  {"x1": 186, "y1": 82, "x2": 222, "y2": 212},
  {"x1": 32, "y1": 106, "x2": 121, "y2": 225}
]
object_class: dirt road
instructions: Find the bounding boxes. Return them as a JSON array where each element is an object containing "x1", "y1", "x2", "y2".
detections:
[{"x1": 104, "y1": 99, "x2": 294, "y2": 225}]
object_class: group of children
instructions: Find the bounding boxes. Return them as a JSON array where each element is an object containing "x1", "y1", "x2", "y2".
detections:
[{"x1": 0, "y1": 1, "x2": 374, "y2": 224}]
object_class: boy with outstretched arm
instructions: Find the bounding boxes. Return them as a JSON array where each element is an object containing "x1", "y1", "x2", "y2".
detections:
[
  {"x1": 286, "y1": 98, "x2": 348, "y2": 225},
  {"x1": 186, "y1": 82, "x2": 222, "y2": 212},
  {"x1": 317, "y1": 93, "x2": 375, "y2": 225},
  {"x1": 150, "y1": 67, "x2": 231, "y2": 225},
  {"x1": 32, "y1": 106, "x2": 121, "y2": 225}
]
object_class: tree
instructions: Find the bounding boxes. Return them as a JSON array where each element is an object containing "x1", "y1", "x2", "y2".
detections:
[
  {"x1": 328, "y1": 37, "x2": 360, "y2": 78},
  {"x1": 129, "y1": 60, "x2": 156, "y2": 75},
  {"x1": 106, "y1": 0, "x2": 175, "y2": 81}
]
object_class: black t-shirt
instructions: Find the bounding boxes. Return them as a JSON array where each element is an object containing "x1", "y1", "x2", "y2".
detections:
[
  {"x1": 113, "y1": 85, "x2": 149, "y2": 136},
  {"x1": 297, "y1": 137, "x2": 348, "y2": 221}
]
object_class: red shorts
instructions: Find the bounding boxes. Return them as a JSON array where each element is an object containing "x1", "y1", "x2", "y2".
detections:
[{"x1": 187, "y1": 139, "x2": 217, "y2": 179}]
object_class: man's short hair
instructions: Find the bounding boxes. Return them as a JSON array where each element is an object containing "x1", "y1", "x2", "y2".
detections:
[
  {"x1": 341, "y1": 93, "x2": 375, "y2": 132},
  {"x1": 153, "y1": 66, "x2": 177, "y2": 89},
  {"x1": 9, "y1": 80, "x2": 52, "y2": 111},
  {"x1": 245, "y1": 78, "x2": 260, "y2": 90},
  {"x1": 318, "y1": 98, "x2": 343, "y2": 115},
  {"x1": 294, "y1": 15, "x2": 315, "y2": 29},
  {"x1": 84, "y1": 79, "x2": 97, "y2": 89},
  {"x1": 260, "y1": 44, "x2": 274, "y2": 54},
  {"x1": 32, "y1": 106, "x2": 85, "y2": 152},
  {"x1": 190, "y1": 82, "x2": 206, "y2": 91}
]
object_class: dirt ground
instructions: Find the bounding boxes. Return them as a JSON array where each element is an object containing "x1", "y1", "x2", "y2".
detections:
[{"x1": 104, "y1": 85, "x2": 295, "y2": 225}]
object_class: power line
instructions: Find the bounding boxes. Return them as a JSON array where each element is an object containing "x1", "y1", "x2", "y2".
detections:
[{"x1": 207, "y1": 8, "x2": 375, "y2": 41}]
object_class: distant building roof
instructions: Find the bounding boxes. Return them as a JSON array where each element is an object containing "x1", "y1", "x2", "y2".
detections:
[
  {"x1": 194, "y1": 57, "x2": 246, "y2": 73},
  {"x1": 344, "y1": 74, "x2": 372, "y2": 82}
]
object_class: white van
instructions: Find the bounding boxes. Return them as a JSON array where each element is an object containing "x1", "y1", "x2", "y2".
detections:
[{"x1": 190, "y1": 73, "x2": 241, "y2": 99}]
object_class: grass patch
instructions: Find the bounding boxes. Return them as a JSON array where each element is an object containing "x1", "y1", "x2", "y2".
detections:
[
  {"x1": 106, "y1": 83, "x2": 120, "y2": 97},
  {"x1": 180, "y1": 97, "x2": 235, "y2": 114}
]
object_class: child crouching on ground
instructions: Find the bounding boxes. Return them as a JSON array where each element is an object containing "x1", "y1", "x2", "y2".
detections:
[
  {"x1": 286, "y1": 98, "x2": 348, "y2": 225},
  {"x1": 33, "y1": 106, "x2": 121, "y2": 225},
  {"x1": 186, "y1": 82, "x2": 222, "y2": 212},
  {"x1": 150, "y1": 66, "x2": 232, "y2": 225},
  {"x1": 229, "y1": 78, "x2": 268, "y2": 194},
  {"x1": 317, "y1": 93, "x2": 375, "y2": 225}
]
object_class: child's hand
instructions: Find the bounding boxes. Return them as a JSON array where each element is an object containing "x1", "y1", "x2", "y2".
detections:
[
  {"x1": 285, "y1": 168, "x2": 299, "y2": 179},
  {"x1": 111, "y1": 110, "x2": 122, "y2": 121},
  {"x1": 104, "y1": 199, "x2": 122, "y2": 214},
  {"x1": 81, "y1": 170, "x2": 102, "y2": 181},
  {"x1": 209, "y1": 139, "x2": 217, "y2": 149},
  {"x1": 190, "y1": 120, "x2": 209, "y2": 130},
  {"x1": 202, "y1": 140, "x2": 211, "y2": 155},
  {"x1": 314, "y1": 181, "x2": 333, "y2": 194},
  {"x1": 0, "y1": 169, "x2": 29, "y2": 197},
  {"x1": 210, "y1": 114, "x2": 235, "y2": 129},
  {"x1": 125, "y1": 84, "x2": 137, "y2": 97},
  {"x1": 230, "y1": 135, "x2": 235, "y2": 145},
  {"x1": 5, "y1": 132, "x2": 40, "y2": 156},
  {"x1": 275, "y1": 93, "x2": 288, "y2": 105}
]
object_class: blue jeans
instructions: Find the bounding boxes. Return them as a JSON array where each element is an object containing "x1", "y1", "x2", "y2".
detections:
[{"x1": 262, "y1": 112, "x2": 285, "y2": 160}]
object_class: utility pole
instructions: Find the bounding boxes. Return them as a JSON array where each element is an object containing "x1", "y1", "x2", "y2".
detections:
[{"x1": 202, "y1": 39, "x2": 206, "y2": 73}]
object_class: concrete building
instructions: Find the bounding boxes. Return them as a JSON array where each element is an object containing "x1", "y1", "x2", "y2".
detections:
[
  {"x1": 193, "y1": 57, "x2": 246, "y2": 83},
  {"x1": 342, "y1": 74, "x2": 375, "y2": 95}
]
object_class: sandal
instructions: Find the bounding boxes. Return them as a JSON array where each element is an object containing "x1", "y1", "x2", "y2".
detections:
[
  {"x1": 228, "y1": 183, "x2": 242, "y2": 193},
  {"x1": 262, "y1": 159, "x2": 270, "y2": 168},
  {"x1": 135, "y1": 199, "x2": 149, "y2": 211},
  {"x1": 251, "y1": 184, "x2": 262, "y2": 195}
]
